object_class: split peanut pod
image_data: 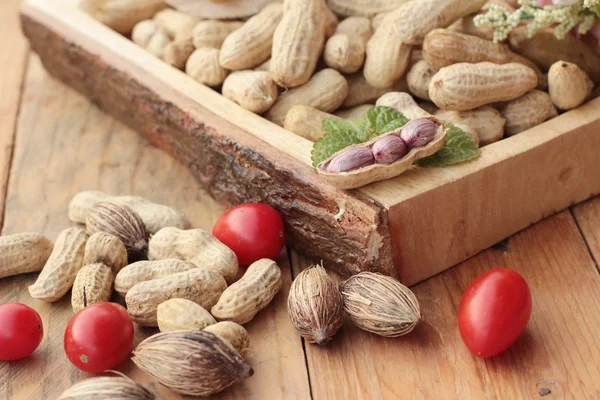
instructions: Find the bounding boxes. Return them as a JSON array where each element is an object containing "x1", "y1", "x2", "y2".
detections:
[{"x1": 316, "y1": 117, "x2": 447, "y2": 189}]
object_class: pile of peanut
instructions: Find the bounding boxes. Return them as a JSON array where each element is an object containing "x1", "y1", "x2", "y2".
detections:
[
  {"x1": 1, "y1": 190, "x2": 285, "y2": 394},
  {"x1": 83, "y1": 0, "x2": 599, "y2": 151}
]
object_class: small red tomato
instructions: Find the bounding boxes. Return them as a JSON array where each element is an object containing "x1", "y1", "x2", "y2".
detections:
[
  {"x1": 0, "y1": 303, "x2": 44, "y2": 361},
  {"x1": 459, "y1": 268, "x2": 532, "y2": 358},
  {"x1": 64, "y1": 302, "x2": 134, "y2": 373},
  {"x1": 213, "y1": 203, "x2": 286, "y2": 266}
]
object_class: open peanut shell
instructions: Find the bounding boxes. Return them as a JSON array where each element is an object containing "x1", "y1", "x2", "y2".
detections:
[
  {"x1": 316, "y1": 116, "x2": 447, "y2": 190},
  {"x1": 166, "y1": 0, "x2": 278, "y2": 19}
]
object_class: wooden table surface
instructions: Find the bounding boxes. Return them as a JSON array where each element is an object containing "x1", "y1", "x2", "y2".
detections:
[{"x1": 2, "y1": 1, "x2": 600, "y2": 399}]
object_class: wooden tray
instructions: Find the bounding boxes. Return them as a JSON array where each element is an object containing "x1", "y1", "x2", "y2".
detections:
[{"x1": 20, "y1": 0, "x2": 600, "y2": 286}]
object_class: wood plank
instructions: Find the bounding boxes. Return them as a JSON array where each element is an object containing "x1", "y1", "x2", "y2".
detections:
[
  {"x1": 572, "y1": 196, "x2": 600, "y2": 267},
  {"x1": 0, "y1": 55, "x2": 311, "y2": 400},
  {"x1": 293, "y1": 210, "x2": 600, "y2": 399},
  {"x1": 0, "y1": 0, "x2": 29, "y2": 229},
  {"x1": 21, "y1": 0, "x2": 396, "y2": 280}
]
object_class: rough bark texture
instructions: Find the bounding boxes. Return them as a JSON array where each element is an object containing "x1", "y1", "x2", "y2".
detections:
[{"x1": 21, "y1": 14, "x2": 396, "y2": 278}]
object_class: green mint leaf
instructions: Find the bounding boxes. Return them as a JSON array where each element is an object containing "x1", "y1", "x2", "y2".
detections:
[
  {"x1": 367, "y1": 106, "x2": 409, "y2": 135},
  {"x1": 311, "y1": 106, "x2": 409, "y2": 167},
  {"x1": 311, "y1": 117, "x2": 370, "y2": 167},
  {"x1": 416, "y1": 123, "x2": 481, "y2": 167}
]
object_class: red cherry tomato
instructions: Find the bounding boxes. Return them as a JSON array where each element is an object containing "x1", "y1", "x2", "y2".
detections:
[
  {"x1": 64, "y1": 302, "x2": 134, "y2": 373},
  {"x1": 213, "y1": 203, "x2": 286, "y2": 266},
  {"x1": 458, "y1": 268, "x2": 532, "y2": 358},
  {"x1": 0, "y1": 303, "x2": 44, "y2": 361}
]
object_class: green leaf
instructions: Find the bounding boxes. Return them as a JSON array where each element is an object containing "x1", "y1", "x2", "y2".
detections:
[
  {"x1": 311, "y1": 106, "x2": 408, "y2": 167},
  {"x1": 416, "y1": 123, "x2": 481, "y2": 167},
  {"x1": 366, "y1": 106, "x2": 409, "y2": 135}
]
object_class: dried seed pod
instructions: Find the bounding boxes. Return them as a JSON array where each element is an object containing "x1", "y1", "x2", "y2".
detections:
[
  {"x1": 211, "y1": 259, "x2": 282, "y2": 324},
  {"x1": 157, "y1": 298, "x2": 217, "y2": 332},
  {"x1": 84, "y1": 232, "x2": 128, "y2": 274},
  {"x1": 400, "y1": 118, "x2": 438, "y2": 148},
  {"x1": 372, "y1": 135, "x2": 409, "y2": 164},
  {"x1": 499, "y1": 90, "x2": 558, "y2": 136},
  {"x1": 114, "y1": 259, "x2": 196, "y2": 296},
  {"x1": 340, "y1": 272, "x2": 421, "y2": 337},
  {"x1": 287, "y1": 265, "x2": 344, "y2": 345},
  {"x1": 132, "y1": 330, "x2": 253, "y2": 397},
  {"x1": 29, "y1": 227, "x2": 88, "y2": 303},
  {"x1": 57, "y1": 374, "x2": 156, "y2": 400},
  {"x1": 86, "y1": 202, "x2": 149, "y2": 261},
  {"x1": 326, "y1": 147, "x2": 375, "y2": 173},
  {"x1": 204, "y1": 321, "x2": 250, "y2": 357},
  {"x1": 548, "y1": 60, "x2": 594, "y2": 111},
  {"x1": 71, "y1": 263, "x2": 114, "y2": 313},
  {"x1": 0, "y1": 233, "x2": 53, "y2": 279}
]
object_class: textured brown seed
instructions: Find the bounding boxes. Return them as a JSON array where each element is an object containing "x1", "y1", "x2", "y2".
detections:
[
  {"x1": 211, "y1": 259, "x2": 282, "y2": 324},
  {"x1": 57, "y1": 374, "x2": 156, "y2": 400},
  {"x1": 132, "y1": 330, "x2": 253, "y2": 396},
  {"x1": 148, "y1": 227, "x2": 238, "y2": 284},
  {"x1": 340, "y1": 272, "x2": 421, "y2": 337},
  {"x1": 126, "y1": 268, "x2": 227, "y2": 326},
  {"x1": 204, "y1": 321, "x2": 250, "y2": 357},
  {"x1": 114, "y1": 259, "x2": 197, "y2": 296},
  {"x1": 84, "y1": 232, "x2": 128, "y2": 274},
  {"x1": 157, "y1": 298, "x2": 217, "y2": 332},
  {"x1": 0, "y1": 233, "x2": 53, "y2": 279},
  {"x1": 86, "y1": 202, "x2": 149, "y2": 261},
  {"x1": 71, "y1": 263, "x2": 114, "y2": 313},
  {"x1": 29, "y1": 227, "x2": 88, "y2": 303},
  {"x1": 287, "y1": 265, "x2": 344, "y2": 345}
]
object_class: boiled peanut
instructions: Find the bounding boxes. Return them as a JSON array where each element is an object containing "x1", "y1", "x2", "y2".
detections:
[
  {"x1": 265, "y1": 69, "x2": 349, "y2": 126},
  {"x1": 126, "y1": 268, "x2": 227, "y2": 326},
  {"x1": 204, "y1": 322, "x2": 250, "y2": 357},
  {"x1": 153, "y1": 8, "x2": 202, "y2": 40},
  {"x1": 435, "y1": 107, "x2": 505, "y2": 146},
  {"x1": 327, "y1": 0, "x2": 410, "y2": 17},
  {"x1": 132, "y1": 20, "x2": 159, "y2": 48},
  {"x1": 343, "y1": 73, "x2": 408, "y2": 108},
  {"x1": 148, "y1": 227, "x2": 238, "y2": 284},
  {"x1": 211, "y1": 259, "x2": 282, "y2": 324},
  {"x1": 69, "y1": 191, "x2": 191, "y2": 234},
  {"x1": 157, "y1": 298, "x2": 217, "y2": 332},
  {"x1": 406, "y1": 60, "x2": 435, "y2": 101},
  {"x1": 508, "y1": 27, "x2": 600, "y2": 84},
  {"x1": 335, "y1": 104, "x2": 373, "y2": 119},
  {"x1": 429, "y1": 62, "x2": 538, "y2": 111},
  {"x1": 192, "y1": 20, "x2": 244, "y2": 49},
  {"x1": 0, "y1": 233, "x2": 53, "y2": 279},
  {"x1": 222, "y1": 71, "x2": 279, "y2": 114},
  {"x1": 499, "y1": 90, "x2": 558, "y2": 136},
  {"x1": 219, "y1": 3, "x2": 283, "y2": 70},
  {"x1": 71, "y1": 263, "x2": 114, "y2": 313},
  {"x1": 186, "y1": 48, "x2": 230, "y2": 87},
  {"x1": 376, "y1": 92, "x2": 431, "y2": 119},
  {"x1": 164, "y1": 38, "x2": 195, "y2": 69},
  {"x1": 83, "y1": 232, "x2": 127, "y2": 274},
  {"x1": 363, "y1": 25, "x2": 412, "y2": 89},
  {"x1": 324, "y1": 17, "x2": 373, "y2": 74},
  {"x1": 29, "y1": 228, "x2": 87, "y2": 302},
  {"x1": 284, "y1": 105, "x2": 339, "y2": 142},
  {"x1": 423, "y1": 29, "x2": 542, "y2": 81},
  {"x1": 80, "y1": 0, "x2": 167, "y2": 34},
  {"x1": 146, "y1": 30, "x2": 171, "y2": 59},
  {"x1": 114, "y1": 259, "x2": 196, "y2": 296},
  {"x1": 270, "y1": 0, "x2": 328, "y2": 87},
  {"x1": 548, "y1": 61, "x2": 594, "y2": 111}
]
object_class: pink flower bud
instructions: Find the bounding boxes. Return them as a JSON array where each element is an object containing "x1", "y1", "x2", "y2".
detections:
[
  {"x1": 325, "y1": 147, "x2": 375, "y2": 173},
  {"x1": 399, "y1": 118, "x2": 438, "y2": 148},
  {"x1": 372, "y1": 135, "x2": 409, "y2": 164}
]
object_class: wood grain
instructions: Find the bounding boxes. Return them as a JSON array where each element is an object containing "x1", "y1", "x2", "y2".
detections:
[
  {"x1": 0, "y1": 56, "x2": 311, "y2": 400},
  {"x1": 293, "y1": 210, "x2": 600, "y2": 399},
  {"x1": 0, "y1": 0, "x2": 29, "y2": 229},
  {"x1": 573, "y1": 197, "x2": 600, "y2": 267}
]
